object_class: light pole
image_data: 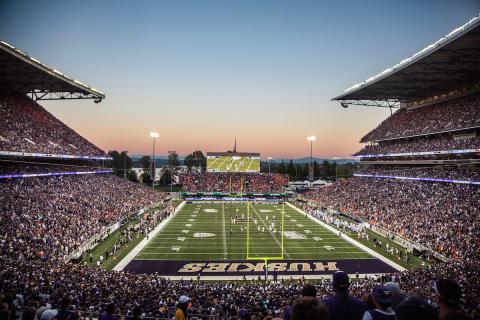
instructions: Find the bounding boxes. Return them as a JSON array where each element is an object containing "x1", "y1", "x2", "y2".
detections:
[
  {"x1": 150, "y1": 132, "x2": 159, "y2": 188},
  {"x1": 267, "y1": 157, "x2": 272, "y2": 174},
  {"x1": 306, "y1": 136, "x2": 316, "y2": 182}
]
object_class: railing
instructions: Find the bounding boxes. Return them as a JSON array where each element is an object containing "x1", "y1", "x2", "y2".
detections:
[
  {"x1": 67, "y1": 199, "x2": 170, "y2": 261},
  {"x1": 301, "y1": 200, "x2": 449, "y2": 263}
]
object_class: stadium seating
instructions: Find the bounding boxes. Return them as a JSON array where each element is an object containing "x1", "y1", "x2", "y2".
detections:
[
  {"x1": 0, "y1": 95, "x2": 106, "y2": 157},
  {"x1": 303, "y1": 176, "x2": 479, "y2": 260},
  {"x1": 180, "y1": 172, "x2": 288, "y2": 193},
  {"x1": 355, "y1": 166, "x2": 480, "y2": 181},
  {"x1": 0, "y1": 174, "x2": 164, "y2": 260},
  {"x1": 355, "y1": 132, "x2": 480, "y2": 156},
  {"x1": 360, "y1": 93, "x2": 480, "y2": 142},
  {"x1": 0, "y1": 161, "x2": 110, "y2": 176}
]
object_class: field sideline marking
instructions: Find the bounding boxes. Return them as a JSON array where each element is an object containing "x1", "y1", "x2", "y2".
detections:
[
  {"x1": 113, "y1": 201, "x2": 186, "y2": 271},
  {"x1": 222, "y1": 203, "x2": 227, "y2": 259},
  {"x1": 136, "y1": 251, "x2": 367, "y2": 255},
  {"x1": 285, "y1": 202, "x2": 405, "y2": 272}
]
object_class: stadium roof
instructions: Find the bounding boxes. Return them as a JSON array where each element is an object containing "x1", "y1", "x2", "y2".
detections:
[
  {"x1": 0, "y1": 40, "x2": 105, "y2": 102},
  {"x1": 332, "y1": 15, "x2": 480, "y2": 107}
]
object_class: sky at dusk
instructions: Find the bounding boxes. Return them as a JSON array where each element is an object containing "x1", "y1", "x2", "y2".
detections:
[{"x1": 1, "y1": 0, "x2": 479, "y2": 159}]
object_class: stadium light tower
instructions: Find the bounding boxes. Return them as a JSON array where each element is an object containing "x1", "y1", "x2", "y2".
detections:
[
  {"x1": 150, "y1": 132, "x2": 160, "y2": 188},
  {"x1": 306, "y1": 136, "x2": 316, "y2": 182},
  {"x1": 267, "y1": 157, "x2": 272, "y2": 174}
]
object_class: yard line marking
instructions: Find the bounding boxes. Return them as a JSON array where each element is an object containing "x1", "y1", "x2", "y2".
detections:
[
  {"x1": 207, "y1": 157, "x2": 220, "y2": 169},
  {"x1": 216, "y1": 156, "x2": 231, "y2": 171},
  {"x1": 250, "y1": 203, "x2": 291, "y2": 259},
  {"x1": 222, "y1": 202, "x2": 227, "y2": 259},
  {"x1": 246, "y1": 158, "x2": 255, "y2": 171}
]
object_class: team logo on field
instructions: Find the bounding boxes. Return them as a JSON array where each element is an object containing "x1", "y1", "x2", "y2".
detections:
[
  {"x1": 283, "y1": 231, "x2": 306, "y2": 239},
  {"x1": 193, "y1": 232, "x2": 216, "y2": 238}
]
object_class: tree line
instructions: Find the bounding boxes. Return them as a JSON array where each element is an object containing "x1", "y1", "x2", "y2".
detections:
[
  {"x1": 108, "y1": 150, "x2": 354, "y2": 185},
  {"x1": 261, "y1": 159, "x2": 356, "y2": 181},
  {"x1": 107, "y1": 150, "x2": 207, "y2": 185}
]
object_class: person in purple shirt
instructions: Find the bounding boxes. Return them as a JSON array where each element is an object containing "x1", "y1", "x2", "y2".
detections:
[{"x1": 322, "y1": 271, "x2": 367, "y2": 320}]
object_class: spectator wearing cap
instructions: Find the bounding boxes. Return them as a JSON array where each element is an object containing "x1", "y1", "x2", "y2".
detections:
[
  {"x1": 395, "y1": 296, "x2": 438, "y2": 320},
  {"x1": 21, "y1": 307, "x2": 36, "y2": 320},
  {"x1": 176, "y1": 295, "x2": 189, "y2": 320},
  {"x1": 99, "y1": 303, "x2": 117, "y2": 320},
  {"x1": 322, "y1": 271, "x2": 367, "y2": 320},
  {"x1": 56, "y1": 298, "x2": 79, "y2": 320},
  {"x1": 362, "y1": 286, "x2": 396, "y2": 320},
  {"x1": 284, "y1": 284, "x2": 317, "y2": 320},
  {"x1": 384, "y1": 282, "x2": 407, "y2": 310},
  {"x1": 434, "y1": 279, "x2": 472, "y2": 320},
  {"x1": 291, "y1": 296, "x2": 329, "y2": 320}
]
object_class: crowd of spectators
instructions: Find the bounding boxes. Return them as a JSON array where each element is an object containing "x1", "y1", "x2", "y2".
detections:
[
  {"x1": 303, "y1": 177, "x2": 479, "y2": 261},
  {"x1": 88, "y1": 202, "x2": 175, "y2": 268},
  {"x1": 360, "y1": 93, "x2": 480, "y2": 142},
  {"x1": 1, "y1": 258, "x2": 476, "y2": 319},
  {"x1": 0, "y1": 174, "x2": 165, "y2": 261},
  {"x1": 355, "y1": 133, "x2": 480, "y2": 156},
  {"x1": 0, "y1": 171, "x2": 478, "y2": 318},
  {"x1": 355, "y1": 166, "x2": 480, "y2": 182},
  {"x1": 0, "y1": 161, "x2": 109, "y2": 176},
  {"x1": 180, "y1": 173, "x2": 288, "y2": 193},
  {"x1": 0, "y1": 95, "x2": 106, "y2": 157}
]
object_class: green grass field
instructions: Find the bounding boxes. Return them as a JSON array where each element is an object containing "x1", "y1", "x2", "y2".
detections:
[
  {"x1": 135, "y1": 202, "x2": 371, "y2": 261},
  {"x1": 207, "y1": 156, "x2": 260, "y2": 172}
]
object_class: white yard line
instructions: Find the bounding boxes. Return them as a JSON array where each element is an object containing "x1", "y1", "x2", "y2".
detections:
[
  {"x1": 239, "y1": 157, "x2": 249, "y2": 172},
  {"x1": 222, "y1": 203, "x2": 228, "y2": 259},
  {"x1": 217, "y1": 156, "x2": 231, "y2": 171},
  {"x1": 113, "y1": 201, "x2": 186, "y2": 271},
  {"x1": 250, "y1": 203, "x2": 291, "y2": 258},
  {"x1": 286, "y1": 202, "x2": 405, "y2": 272},
  {"x1": 206, "y1": 157, "x2": 220, "y2": 169},
  {"x1": 246, "y1": 158, "x2": 255, "y2": 171}
]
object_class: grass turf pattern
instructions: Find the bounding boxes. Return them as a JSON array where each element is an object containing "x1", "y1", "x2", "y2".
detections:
[
  {"x1": 207, "y1": 156, "x2": 260, "y2": 172},
  {"x1": 135, "y1": 203, "x2": 371, "y2": 261}
]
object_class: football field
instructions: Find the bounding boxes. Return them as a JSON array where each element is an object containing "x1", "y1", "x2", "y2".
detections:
[
  {"x1": 136, "y1": 202, "x2": 369, "y2": 260},
  {"x1": 207, "y1": 156, "x2": 260, "y2": 172}
]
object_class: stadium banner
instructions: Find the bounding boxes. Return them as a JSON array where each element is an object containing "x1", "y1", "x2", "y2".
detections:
[
  {"x1": 206, "y1": 152, "x2": 260, "y2": 172},
  {"x1": 181, "y1": 192, "x2": 287, "y2": 201},
  {"x1": 354, "y1": 148, "x2": 480, "y2": 159},
  {"x1": 0, "y1": 150, "x2": 112, "y2": 160},
  {"x1": 0, "y1": 169, "x2": 113, "y2": 180},
  {"x1": 353, "y1": 173, "x2": 480, "y2": 185},
  {"x1": 124, "y1": 259, "x2": 397, "y2": 276}
]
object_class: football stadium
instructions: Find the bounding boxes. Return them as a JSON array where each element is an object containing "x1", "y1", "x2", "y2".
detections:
[{"x1": 1, "y1": 3, "x2": 480, "y2": 320}]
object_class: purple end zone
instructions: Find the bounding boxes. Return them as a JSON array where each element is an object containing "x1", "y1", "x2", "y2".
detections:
[{"x1": 123, "y1": 259, "x2": 398, "y2": 276}]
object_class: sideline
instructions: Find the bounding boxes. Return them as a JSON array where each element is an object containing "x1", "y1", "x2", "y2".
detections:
[
  {"x1": 113, "y1": 201, "x2": 186, "y2": 271},
  {"x1": 285, "y1": 202, "x2": 405, "y2": 272}
]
